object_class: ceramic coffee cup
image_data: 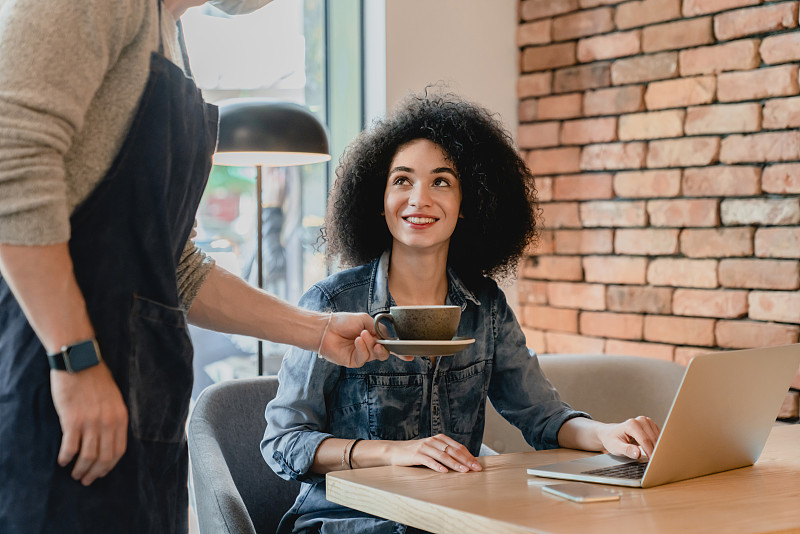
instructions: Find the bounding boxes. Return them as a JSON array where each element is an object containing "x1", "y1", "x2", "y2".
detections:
[{"x1": 373, "y1": 305, "x2": 461, "y2": 341}]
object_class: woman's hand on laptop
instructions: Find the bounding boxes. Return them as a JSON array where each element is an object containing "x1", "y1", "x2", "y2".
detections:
[
  {"x1": 597, "y1": 416, "x2": 661, "y2": 459},
  {"x1": 558, "y1": 416, "x2": 660, "y2": 460}
]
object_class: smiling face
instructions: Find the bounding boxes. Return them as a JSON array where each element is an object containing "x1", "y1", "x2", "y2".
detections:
[{"x1": 383, "y1": 139, "x2": 463, "y2": 258}]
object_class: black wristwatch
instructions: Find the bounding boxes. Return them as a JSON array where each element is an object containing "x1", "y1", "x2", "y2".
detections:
[{"x1": 47, "y1": 338, "x2": 103, "y2": 373}]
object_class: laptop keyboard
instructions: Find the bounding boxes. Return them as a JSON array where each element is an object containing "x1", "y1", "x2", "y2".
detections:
[{"x1": 582, "y1": 461, "x2": 648, "y2": 480}]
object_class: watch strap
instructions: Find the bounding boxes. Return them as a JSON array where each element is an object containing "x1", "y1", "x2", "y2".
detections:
[{"x1": 47, "y1": 338, "x2": 102, "y2": 373}]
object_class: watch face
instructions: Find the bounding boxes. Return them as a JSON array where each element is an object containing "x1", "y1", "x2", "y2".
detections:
[{"x1": 66, "y1": 340, "x2": 102, "y2": 372}]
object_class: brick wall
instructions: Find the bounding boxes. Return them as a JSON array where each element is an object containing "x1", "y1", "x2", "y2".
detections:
[{"x1": 516, "y1": 0, "x2": 800, "y2": 418}]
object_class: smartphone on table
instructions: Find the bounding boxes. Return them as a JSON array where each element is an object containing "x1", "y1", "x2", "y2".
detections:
[{"x1": 542, "y1": 482, "x2": 622, "y2": 503}]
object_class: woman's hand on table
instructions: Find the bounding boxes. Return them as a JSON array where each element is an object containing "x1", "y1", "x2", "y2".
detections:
[{"x1": 389, "y1": 434, "x2": 482, "y2": 473}]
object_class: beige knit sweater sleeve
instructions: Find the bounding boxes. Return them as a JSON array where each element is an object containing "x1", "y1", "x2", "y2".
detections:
[{"x1": 0, "y1": 0, "x2": 214, "y2": 308}]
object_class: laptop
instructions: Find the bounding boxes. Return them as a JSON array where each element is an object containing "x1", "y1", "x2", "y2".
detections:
[{"x1": 527, "y1": 344, "x2": 800, "y2": 488}]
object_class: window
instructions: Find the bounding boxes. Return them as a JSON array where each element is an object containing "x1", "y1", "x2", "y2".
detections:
[{"x1": 182, "y1": 0, "x2": 364, "y2": 391}]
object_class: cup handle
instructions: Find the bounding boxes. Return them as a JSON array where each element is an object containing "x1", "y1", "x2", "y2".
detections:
[{"x1": 373, "y1": 313, "x2": 398, "y2": 340}]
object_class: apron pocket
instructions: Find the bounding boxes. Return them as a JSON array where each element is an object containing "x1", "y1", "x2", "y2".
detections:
[{"x1": 128, "y1": 295, "x2": 193, "y2": 443}]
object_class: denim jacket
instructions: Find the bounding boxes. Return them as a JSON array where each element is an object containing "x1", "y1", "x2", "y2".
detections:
[{"x1": 261, "y1": 252, "x2": 587, "y2": 534}]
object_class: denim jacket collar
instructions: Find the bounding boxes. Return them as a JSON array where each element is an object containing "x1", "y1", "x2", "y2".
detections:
[{"x1": 366, "y1": 251, "x2": 481, "y2": 316}]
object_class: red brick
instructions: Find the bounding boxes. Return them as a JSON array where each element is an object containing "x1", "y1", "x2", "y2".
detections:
[
  {"x1": 674, "y1": 346, "x2": 710, "y2": 365},
  {"x1": 523, "y1": 255, "x2": 584, "y2": 281},
  {"x1": 644, "y1": 76, "x2": 716, "y2": 110},
  {"x1": 518, "y1": 72, "x2": 553, "y2": 98},
  {"x1": 553, "y1": 63, "x2": 612, "y2": 93},
  {"x1": 763, "y1": 164, "x2": 800, "y2": 194},
  {"x1": 619, "y1": 110, "x2": 684, "y2": 140},
  {"x1": 682, "y1": 165, "x2": 761, "y2": 196},
  {"x1": 578, "y1": 30, "x2": 641, "y2": 62},
  {"x1": 643, "y1": 17, "x2": 713, "y2": 53},
  {"x1": 547, "y1": 282, "x2": 607, "y2": 310},
  {"x1": 537, "y1": 93, "x2": 583, "y2": 120},
  {"x1": 685, "y1": 103, "x2": 760, "y2": 135},
  {"x1": 545, "y1": 331, "x2": 606, "y2": 353},
  {"x1": 553, "y1": 8, "x2": 615, "y2": 41},
  {"x1": 521, "y1": 0, "x2": 579, "y2": 21},
  {"x1": 605, "y1": 339, "x2": 675, "y2": 360},
  {"x1": 522, "y1": 43, "x2": 577, "y2": 72},
  {"x1": 714, "y1": 3, "x2": 799, "y2": 41},
  {"x1": 584, "y1": 256, "x2": 648, "y2": 284},
  {"x1": 647, "y1": 258, "x2": 718, "y2": 288},
  {"x1": 522, "y1": 304, "x2": 579, "y2": 333},
  {"x1": 580, "y1": 200, "x2": 648, "y2": 227},
  {"x1": 680, "y1": 227, "x2": 755, "y2": 258},
  {"x1": 611, "y1": 52, "x2": 679, "y2": 85},
  {"x1": 763, "y1": 96, "x2": 800, "y2": 129},
  {"x1": 519, "y1": 99, "x2": 538, "y2": 122},
  {"x1": 518, "y1": 122, "x2": 561, "y2": 149},
  {"x1": 616, "y1": 0, "x2": 682, "y2": 30},
  {"x1": 539, "y1": 202, "x2": 581, "y2": 228},
  {"x1": 673, "y1": 288, "x2": 748, "y2": 318},
  {"x1": 755, "y1": 227, "x2": 800, "y2": 258},
  {"x1": 717, "y1": 65, "x2": 800, "y2": 102},
  {"x1": 584, "y1": 85, "x2": 645, "y2": 116},
  {"x1": 580, "y1": 311, "x2": 644, "y2": 339},
  {"x1": 683, "y1": 0, "x2": 762, "y2": 16},
  {"x1": 527, "y1": 147, "x2": 581, "y2": 175},
  {"x1": 749, "y1": 291, "x2": 800, "y2": 323},
  {"x1": 644, "y1": 315, "x2": 716, "y2": 345},
  {"x1": 721, "y1": 132, "x2": 800, "y2": 164},
  {"x1": 522, "y1": 327, "x2": 547, "y2": 353},
  {"x1": 647, "y1": 137, "x2": 720, "y2": 168},
  {"x1": 529, "y1": 229, "x2": 554, "y2": 255},
  {"x1": 721, "y1": 198, "x2": 800, "y2": 226},
  {"x1": 553, "y1": 173, "x2": 614, "y2": 200},
  {"x1": 679, "y1": 39, "x2": 761, "y2": 76},
  {"x1": 719, "y1": 259, "x2": 800, "y2": 289},
  {"x1": 554, "y1": 229, "x2": 614, "y2": 254},
  {"x1": 760, "y1": 31, "x2": 800, "y2": 64},
  {"x1": 648, "y1": 199, "x2": 720, "y2": 228},
  {"x1": 716, "y1": 320, "x2": 800, "y2": 349},
  {"x1": 535, "y1": 177, "x2": 553, "y2": 202},
  {"x1": 581, "y1": 142, "x2": 647, "y2": 170},
  {"x1": 561, "y1": 118, "x2": 618, "y2": 145},
  {"x1": 519, "y1": 279, "x2": 549, "y2": 305},
  {"x1": 518, "y1": 19, "x2": 553, "y2": 47},
  {"x1": 607, "y1": 285, "x2": 674, "y2": 313},
  {"x1": 614, "y1": 170, "x2": 681, "y2": 198},
  {"x1": 615, "y1": 228, "x2": 679, "y2": 255}
]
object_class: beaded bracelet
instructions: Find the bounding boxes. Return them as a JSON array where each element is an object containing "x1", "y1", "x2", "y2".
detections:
[{"x1": 341, "y1": 439, "x2": 355, "y2": 470}]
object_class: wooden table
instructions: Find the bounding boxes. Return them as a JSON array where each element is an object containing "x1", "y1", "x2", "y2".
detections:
[{"x1": 326, "y1": 424, "x2": 800, "y2": 533}]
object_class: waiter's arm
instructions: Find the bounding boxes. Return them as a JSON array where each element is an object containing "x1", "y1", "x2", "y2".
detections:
[
  {"x1": 188, "y1": 264, "x2": 393, "y2": 367},
  {"x1": 0, "y1": 243, "x2": 128, "y2": 486}
]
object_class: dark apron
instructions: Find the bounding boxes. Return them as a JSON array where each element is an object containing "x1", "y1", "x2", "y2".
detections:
[{"x1": 0, "y1": 5, "x2": 217, "y2": 532}]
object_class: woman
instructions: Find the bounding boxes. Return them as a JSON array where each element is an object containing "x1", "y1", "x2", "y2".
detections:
[
  {"x1": 262, "y1": 92, "x2": 660, "y2": 533},
  {"x1": 0, "y1": 1, "x2": 388, "y2": 533}
]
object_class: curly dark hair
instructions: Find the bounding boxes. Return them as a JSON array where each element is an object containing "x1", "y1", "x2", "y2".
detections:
[{"x1": 324, "y1": 90, "x2": 539, "y2": 282}]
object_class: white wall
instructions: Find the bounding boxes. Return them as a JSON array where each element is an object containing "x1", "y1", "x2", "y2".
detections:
[
  {"x1": 367, "y1": 0, "x2": 522, "y2": 305},
  {"x1": 367, "y1": 0, "x2": 518, "y2": 135}
]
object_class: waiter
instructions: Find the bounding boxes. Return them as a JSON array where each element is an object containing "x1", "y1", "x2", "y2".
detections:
[{"x1": 0, "y1": 1, "x2": 389, "y2": 532}]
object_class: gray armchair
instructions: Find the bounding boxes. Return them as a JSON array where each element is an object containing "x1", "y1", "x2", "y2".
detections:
[
  {"x1": 188, "y1": 377, "x2": 300, "y2": 534},
  {"x1": 483, "y1": 353, "x2": 686, "y2": 454}
]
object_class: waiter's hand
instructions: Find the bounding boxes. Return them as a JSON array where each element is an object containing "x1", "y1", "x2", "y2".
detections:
[
  {"x1": 50, "y1": 362, "x2": 128, "y2": 486},
  {"x1": 319, "y1": 312, "x2": 412, "y2": 367}
]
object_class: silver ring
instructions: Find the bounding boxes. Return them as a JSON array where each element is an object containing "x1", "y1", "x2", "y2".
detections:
[{"x1": 442, "y1": 445, "x2": 449, "y2": 454}]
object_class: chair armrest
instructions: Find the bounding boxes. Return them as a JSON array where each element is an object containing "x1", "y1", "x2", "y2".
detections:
[{"x1": 189, "y1": 417, "x2": 257, "y2": 534}]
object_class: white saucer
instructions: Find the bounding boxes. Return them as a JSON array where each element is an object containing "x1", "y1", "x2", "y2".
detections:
[{"x1": 377, "y1": 337, "x2": 475, "y2": 356}]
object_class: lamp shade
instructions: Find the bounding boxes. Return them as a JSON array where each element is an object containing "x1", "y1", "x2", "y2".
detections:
[{"x1": 213, "y1": 98, "x2": 331, "y2": 167}]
